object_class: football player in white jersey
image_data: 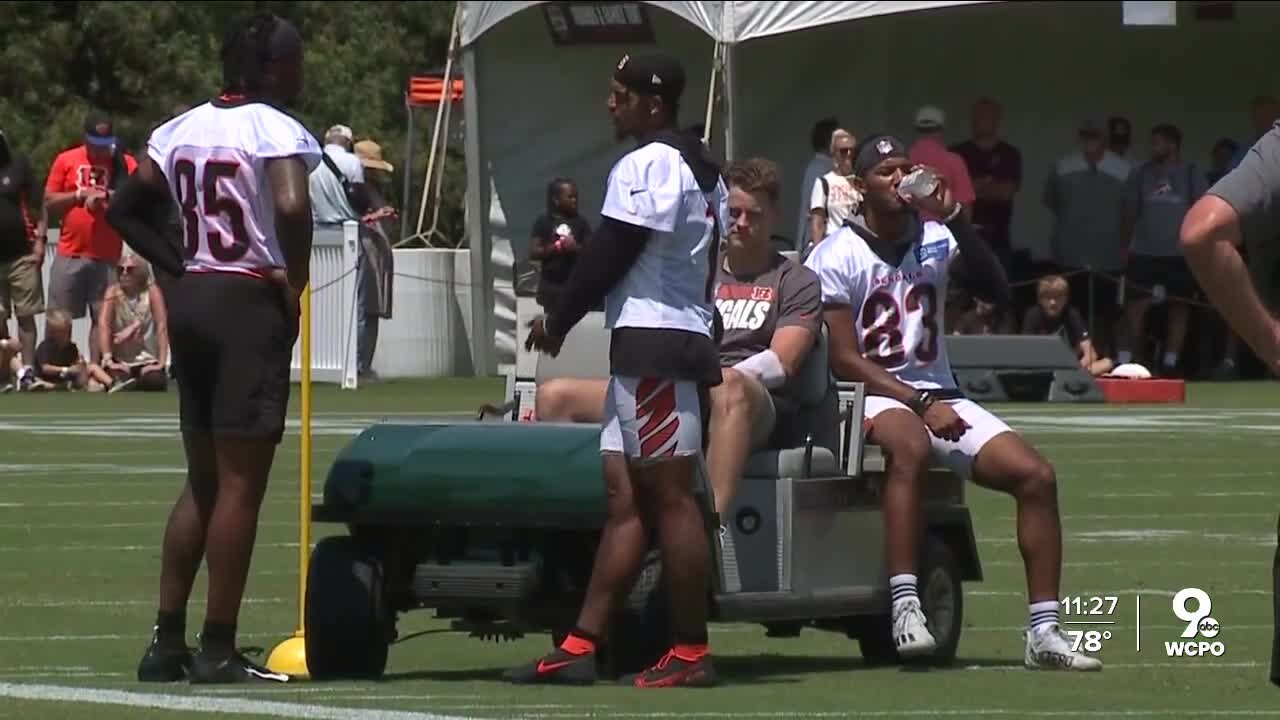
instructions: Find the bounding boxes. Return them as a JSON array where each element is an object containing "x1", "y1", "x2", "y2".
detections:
[
  {"x1": 804, "y1": 134, "x2": 1102, "y2": 672},
  {"x1": 107, "y1": 13, "x2": 321, "y2": 684},
  {"x1": 508, "y1": 52, "x2": 725, "y2": 688}
]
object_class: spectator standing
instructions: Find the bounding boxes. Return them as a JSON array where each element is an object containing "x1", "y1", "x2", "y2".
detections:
[
  {"x1": 1230, "y1": 96, "x2": 1280, "y2": 169},
  {"x1": 1108, "y1": 116, "x2": 1133, "y2": 162},
  {"x1": 309, "y1": 124, "x2": 365, "y2": 223},
  {"x1": 806, "y1": 129, "x2": 860, "y2": 251},
  {"x1": 0, "y1": 127, "x2": 46, "y2": 388},
  {"x1": 950, "y1": 97, "x2": 1022, "y2": 275},
  {"x1": 1117, "y1": 124, "x2": 1208, "y2": 376},
  {"x1": 353, "y1": 139, "x2": 397, "y2": 380},
  {"x1": 529, "y1": 178, "x2": 591, "y2": 311},
  {"x1": 98, "y1": 249, "x2": 169, "y2": 392},
  {"x1": 1043, "y1": 119, "x2": 1132, "y2": 357},
  {"x1": 1208, "y1": 138, "x2": 1239, "y2": 185},
  {"x1": 795, "y1": 117, "x2": 839, "y2": 250},
  {"x1": 43, "y1": 111, "x2": 137, "y2": 363},
  {"x1": 309, "y1": 124, "x2": 381, "y2": 379},
  {"x1": 908, "y1": 105, "x2": 976, "y2": 221}
]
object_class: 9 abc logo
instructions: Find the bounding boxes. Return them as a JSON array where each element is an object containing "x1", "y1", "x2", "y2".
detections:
[{"x1": 1165, "y1": 588, "x2": 1224, "y2": 658}]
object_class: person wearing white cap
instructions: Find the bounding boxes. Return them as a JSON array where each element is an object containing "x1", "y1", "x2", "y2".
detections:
[{"x1": 309, "y1": 124, "x2": 364, "y2": 225}]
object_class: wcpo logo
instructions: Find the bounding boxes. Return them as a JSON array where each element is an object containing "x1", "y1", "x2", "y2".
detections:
[{"x1": 1164, "y1": 588, "x2": 1224, "y2": 657}]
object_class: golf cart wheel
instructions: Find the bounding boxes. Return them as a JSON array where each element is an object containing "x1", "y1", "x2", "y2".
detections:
[
  {"x1": 598, "y1": 550, "x2": 671, "y2": 680},
  {"x1": 856, "y1": 534, "x2": 963, "y2": 666},
  {"x1": 304, "y1": 536, "x2": 392, "y2": 680}
]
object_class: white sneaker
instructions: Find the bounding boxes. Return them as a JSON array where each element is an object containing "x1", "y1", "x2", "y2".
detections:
[
  {"x1": 892, "y1": 600, "x2": 937, "y2": 657},
  {"x1": 1024, "y1": 623, "x2": 1103, "y2": 671}
]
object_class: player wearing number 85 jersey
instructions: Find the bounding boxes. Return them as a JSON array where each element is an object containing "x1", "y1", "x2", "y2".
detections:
[
  {"x1": 107, "y1": 13, "x2": 320, "y2": 685},
  {"x1": 804, "y1": 134, "x2": 1101, "y2": 672}
]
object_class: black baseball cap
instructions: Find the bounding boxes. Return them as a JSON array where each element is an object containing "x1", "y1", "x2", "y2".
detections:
[
  {"x1": 614, "y1": 52, "x2": 685, "y2": 107},
  {"x1": 84, "y1": 111, "x2": 116, "y2": 148},
  {"x1": 853, "y1": 134, "x2": 908, "y2": 177}
]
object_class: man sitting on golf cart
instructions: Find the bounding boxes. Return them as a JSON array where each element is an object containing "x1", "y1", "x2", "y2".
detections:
[
  {"x1": 534, "y1": 156, "x2": 822, "y2": 516},
  {"x1": 803, "y1": 134, "x2": 1101, "y2": 671}
]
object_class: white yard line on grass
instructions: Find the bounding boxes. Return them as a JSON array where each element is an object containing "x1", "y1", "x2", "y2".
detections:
[
  {"x1": 0, "y1": 597, "x2": 287, "y2": 609},
  {"x1": 0, "y1": 541, "x2": 297, "y2": 551},
  {"x1": 0, "y1": 683, "x2": 474, "y2": 720},
  {"x1": 519, "y1": 708, "x2": 1280, "y2": 718},
  {"x1": 984, "y1": 559, "x2": 1268, "y2": 568},
  {"x1": 0, "y1": 632, "x2": 280, "y2": 642}
]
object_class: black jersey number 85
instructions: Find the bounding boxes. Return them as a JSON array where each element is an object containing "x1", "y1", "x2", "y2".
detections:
[{"x1": 173, "y1": 158, "x2": 251, "y2": 262}]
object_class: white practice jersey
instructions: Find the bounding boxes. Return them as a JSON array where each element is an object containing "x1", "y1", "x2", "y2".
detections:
[
  {"x1": 147, "y1": 100, "x2": 323, "y2": 276},
  {"x1": 599, "y1": 141, "x2": 729, "y2": 338},
  {"x1": 805, "y1": 220, "x2": 960, "y2": 390}
]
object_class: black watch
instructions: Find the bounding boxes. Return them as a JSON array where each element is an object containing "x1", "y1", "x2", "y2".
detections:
[{"x1": 906, "y1": 390, "x2": 936, "y2": 416}]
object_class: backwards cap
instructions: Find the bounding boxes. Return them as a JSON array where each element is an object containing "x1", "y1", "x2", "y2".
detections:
[
  {"x1": 614, "y1": 52, "x2": 685, "y2": 108},
  {"x1": 853, "y1": 134, "x2": 909, "y2": 177}
]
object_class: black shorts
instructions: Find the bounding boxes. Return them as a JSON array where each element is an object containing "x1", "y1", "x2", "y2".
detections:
[
  {"x1": 1126, "y1": 254, "x2": 1198, "y2": 302},
  {"x1": 168, "y1": 271, "x2": 292, "y2": 443}
]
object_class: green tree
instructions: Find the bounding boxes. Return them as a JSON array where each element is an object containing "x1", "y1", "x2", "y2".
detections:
[{"x1": 0, "y1": 0, "x2": 463, "y2": 246}]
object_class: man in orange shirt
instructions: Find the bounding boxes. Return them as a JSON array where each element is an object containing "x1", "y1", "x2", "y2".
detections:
[{"x1": 44, "y1": 111, "x2": 138, "y2": 362}]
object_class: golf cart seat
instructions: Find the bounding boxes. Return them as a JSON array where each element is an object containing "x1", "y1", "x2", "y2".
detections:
[
  {"x1": 741, "y1": 325, "x2": 839, "y2": 479},
  {"x1": 531, "y1": 313, "x2": 839, "y2": 480}
]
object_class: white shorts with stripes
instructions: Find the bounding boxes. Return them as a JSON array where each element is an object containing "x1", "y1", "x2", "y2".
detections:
[{"x1": 600, "y1": 376, "x2": 703, "y2": 462}]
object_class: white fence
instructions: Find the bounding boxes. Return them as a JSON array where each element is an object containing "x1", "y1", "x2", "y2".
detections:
[
  {"x1": 34, "y1": 225, "x2": 360, "y2": 387},
  {"x1": 290, "y1": 223, "x2": 359, "y2": 388}
]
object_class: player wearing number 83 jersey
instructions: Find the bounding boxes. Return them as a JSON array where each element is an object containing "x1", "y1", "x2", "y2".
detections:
[
  {"x1": 805, "y1": 133, "x2": 1101, "y2": 672},
  {"x1": 820, "y1": 218, "x2": 956, "y2": 389}
]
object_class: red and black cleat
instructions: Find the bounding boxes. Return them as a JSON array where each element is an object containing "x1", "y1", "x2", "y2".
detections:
[
  {"x1": 503, "y1": 647, "x2": 598, "y2": 685},
  {"x1": 622, "y1": 649, "x2": 717, "y2": 688}
]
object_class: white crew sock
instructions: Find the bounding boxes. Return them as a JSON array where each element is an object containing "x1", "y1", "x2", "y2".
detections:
[
  {"x1": 1116, "y1": 350, "x2": 1132, "y2": 365},
  {"x1": 1162, "y1": 351, "x2": 1178, "y2": 367},
  {"x1": 1029, "y1": 599, "x2": 1060, "y2": 632},
  {"x1": 890, "y1": 573, "x2": 918, "y2": 612}
]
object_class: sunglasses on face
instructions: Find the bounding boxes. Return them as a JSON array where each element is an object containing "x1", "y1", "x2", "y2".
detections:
[
  {"x1": 118, "y1": 265, "x2": 137, "y2": 274},
  {"x1": 836, "y1": 148, "x2": 855, "y2": 156}
]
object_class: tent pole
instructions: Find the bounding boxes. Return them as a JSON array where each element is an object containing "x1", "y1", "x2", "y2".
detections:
[
  {"x1": 401, "y1": 92, "x2": 414, "y2": 242},
  {"x1": 415, "y1": 2, "x2": 461, "y2": 243},
  {"x1": 701, "y1": 41, "x2": 721, "y2": 148},
  {"x1": 722, "y1": 42, "x2": 736, "y2": 162},
  {"x1": 462, "y1": 43, "x2": 493, "y2": 377}
]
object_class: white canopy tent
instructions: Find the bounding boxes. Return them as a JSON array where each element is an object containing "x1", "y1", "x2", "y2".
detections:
[{"x1": 459, "y1": 0, "x2": 1278, "y2": 375}]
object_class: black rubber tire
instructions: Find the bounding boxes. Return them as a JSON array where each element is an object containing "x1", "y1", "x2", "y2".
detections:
[
  {"x1": 304, "y1": 536, "x2": 392, "y2": 680},
  {"x1": 856, "y1": 534, "x2": 964, "y2": 666}
]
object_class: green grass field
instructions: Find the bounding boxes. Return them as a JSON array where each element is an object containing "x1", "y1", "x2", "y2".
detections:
[{"x1": 2, "y1": 379, "x2": 1279, "y2": 719}]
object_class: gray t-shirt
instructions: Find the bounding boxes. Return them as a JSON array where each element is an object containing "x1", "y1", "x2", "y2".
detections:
[
  {"x1": 714, "y1": 253, "x2": 821, "y2": 395},
  {"x1": 1208, "y1": 123, "x2": 1280, "y2": 308},
  {"x1": 1128, "y1": 159, "x2": 1209, "y2": 257},
  {"x1": 1044, "y1": 150, "x2": 1133, "y2": 271}
]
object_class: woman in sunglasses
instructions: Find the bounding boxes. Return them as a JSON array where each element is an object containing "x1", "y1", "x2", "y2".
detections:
[
  {"x1": 98, "y1": 249, "x2": 169, "y2": 392},
  {"x1": 806, "y1": 128, "x2": 861, "y2": 254}
]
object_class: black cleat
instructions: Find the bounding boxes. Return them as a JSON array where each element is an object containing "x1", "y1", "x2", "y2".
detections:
[
  {"x1": 136, "y1": 630, "x2": 193, "y2": 682},
  {"x1": 502, "y1": 647, "x2": 597, "y2": 685},
  {"x1": 622, "y1": 651, "x2": 717, "y2": 688},
  {"x1": 188, "y1": 647, "x2": 291, "y2": 684}
]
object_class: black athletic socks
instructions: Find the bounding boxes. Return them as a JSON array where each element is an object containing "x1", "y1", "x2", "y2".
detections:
[{"x1": 200, "y1": 621, "x2": 237, "y2": 656}]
